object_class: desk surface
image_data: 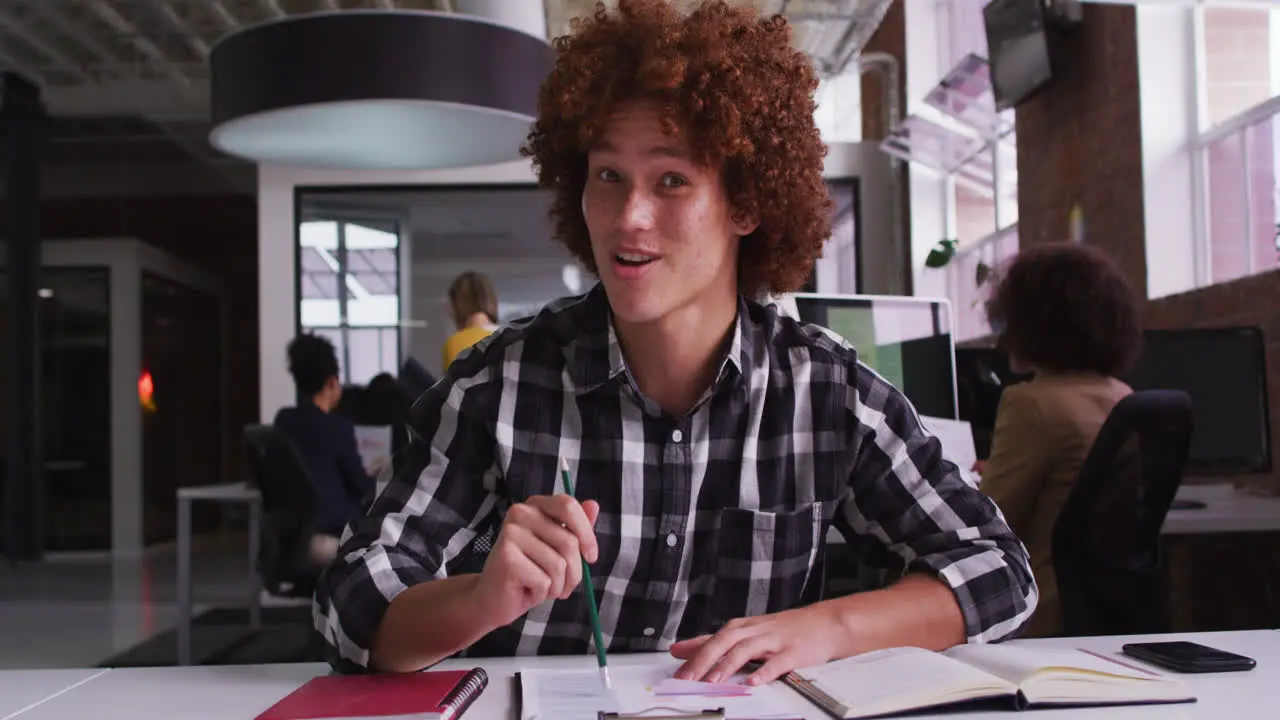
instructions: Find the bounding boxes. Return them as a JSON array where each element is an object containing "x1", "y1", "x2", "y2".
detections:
[
  {"x1": 1162, "y1": 484, "x2": 1280, "y2": 535},
  {"x1": 0, "y1": 668, "x2": 108, "y2": 720},
  {"x1": 5, "y1": 630, "x2": 1277, "y2": 719},
  {"x1": 177, "y1": 483, "x2": 259, "y2": 501}
]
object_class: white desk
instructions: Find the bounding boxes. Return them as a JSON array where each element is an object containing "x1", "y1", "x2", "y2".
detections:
[
  {"x1": 0, "y1": 668, "x2": 108, "y2": 720},
  {"x1": 7, "y1": 630, "x2": 1277, "y2": 719},
  {"x1": 823, "y1": 483, "x2": 1280, "y2": 546},
  {"x1": 175, "y1": 482, "x2": 264, "y2": 666},
  {"x1": 1162, "y1": 484, "x2": 1280, "y2": 535}
]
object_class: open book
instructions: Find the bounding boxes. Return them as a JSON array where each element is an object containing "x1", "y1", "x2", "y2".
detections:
[{"x1": 782, "y1": 645, "x2": 1195, "y2": 719}]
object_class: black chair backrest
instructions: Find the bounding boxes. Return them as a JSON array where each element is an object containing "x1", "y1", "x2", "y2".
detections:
[
  {"x1": 243, "y1": 424, "x2": 318, "y2": 589},
  {"x1": 1053, "y1": 389, "x2": 1193, "y2": 637},
  {"x1": 244, "y1": 424, "x2": 315, "y2": 519}
]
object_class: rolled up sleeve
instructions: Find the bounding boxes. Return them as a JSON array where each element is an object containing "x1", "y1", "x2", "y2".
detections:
[
  {"x1": 839, "y1": 363, "x2": 1038, "y2": 643},
  {"x1": 312, "y1": 364, "x2": 502, "y2": 672}
]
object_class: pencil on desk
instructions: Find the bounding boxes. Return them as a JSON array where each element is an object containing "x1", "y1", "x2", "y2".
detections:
[{"x1": 559, "y1": 456, "x2": 612, "y2": 690}]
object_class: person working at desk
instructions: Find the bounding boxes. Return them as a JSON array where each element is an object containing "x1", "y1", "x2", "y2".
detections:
[
  {"x1": 274, "y1": 334, "x2": 377, "y2": 564},
  {"x1": 978, "y1": 243, "x2": 1142, "y2": 637},
  {"x1": 314, "y1": 0, "x2": 1036, "y2": 683}
]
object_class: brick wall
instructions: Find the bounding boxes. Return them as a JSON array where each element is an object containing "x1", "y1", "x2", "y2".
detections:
[
  {"x1": 859, "y1": 0, "x2": 912, "y2": 293},
  {"x1": 1, "y1": 194, "x2": 259, "y2": 485},
  {"x1": 1014, "y1": 4, "x2": 1148, "y2": 296}
]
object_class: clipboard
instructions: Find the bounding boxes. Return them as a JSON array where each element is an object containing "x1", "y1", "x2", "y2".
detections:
[
  {"x1": 516, "y1": 672, "x2": 727, "y2": 720},
  {"x1": 598, "y1": 710, "x2": 725, "y2": 720}
]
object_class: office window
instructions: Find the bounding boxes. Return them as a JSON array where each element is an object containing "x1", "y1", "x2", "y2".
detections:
[
  {"x1": 815, "y1": 72, "x2": 862, "y2": 143},
  {"x1": 1202, "y1": 7, "x2": 1280, "y2": 129},
  {"x1": 299, "y1": 218, "x2": 401, "y2": 385},
  {"x1": 949, "y1": 225, "x2": 1019, "y2": 343},
  {"x1": 938, "y1": 0, "x2": 1019, "y2": 250}
]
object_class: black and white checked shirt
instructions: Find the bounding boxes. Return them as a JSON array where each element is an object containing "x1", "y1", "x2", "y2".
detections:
[{"x1": 313, "y1": 285, "x2": 1038, "y2": 672}]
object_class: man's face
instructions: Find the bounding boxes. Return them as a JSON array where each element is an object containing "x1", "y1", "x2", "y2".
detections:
[{"x1": 582, "y1": 100, "x2": 756, "y2": 326}]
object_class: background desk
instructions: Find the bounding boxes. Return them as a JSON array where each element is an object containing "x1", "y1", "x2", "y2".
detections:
[
  {"x1": 824, "y1": 483, "x2": 1280, "y2": 545},
  {"x1": 6, "y1": 630, "x2": 1277, "y2": 719},
  {"x1": 1163, "y1": 484, "x2": 1280, "y2": 535}
]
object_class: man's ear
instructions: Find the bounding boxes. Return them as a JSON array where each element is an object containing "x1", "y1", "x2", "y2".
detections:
[{"x1": 730, "y1": 208, "x2": 760, "y2": 237}]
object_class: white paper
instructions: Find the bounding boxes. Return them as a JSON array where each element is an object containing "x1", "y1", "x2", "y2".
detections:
[
  {"x1": 520, "y1": 662, "x2": 800, "y2": 720},
  {"x1": 353, "y1": 424, "x2": 392, "y2": 477},
  {"x1": 918, "y1": 415, "x2": 979, "y2": 487}
]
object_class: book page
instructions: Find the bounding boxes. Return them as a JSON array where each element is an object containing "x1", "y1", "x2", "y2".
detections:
[
  {"x1": 520, "y1": 662, "x2": 800, "y2": 720},
  {"x1": 946, "y1": 645, "x2": 1192, "y2": 707},
  {"x1": 946, "y1": 644, "x2": 1170, "y2": 685},
  {"x1": 795, "y1": 647, "x2": 1015, "y2": 718}
]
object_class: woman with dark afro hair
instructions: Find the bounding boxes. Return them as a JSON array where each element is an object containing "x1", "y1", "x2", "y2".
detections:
[
  {"x1": 980, "y1": 241, "x2": 1142, "y2": 638},
  {"x1": 314, "y1": 0, "x2": 1036, "y2": 682}
]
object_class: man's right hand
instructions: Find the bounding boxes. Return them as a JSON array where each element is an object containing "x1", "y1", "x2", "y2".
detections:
[{"x1": 471, "y1": 495, "x2": 601, "y2": 628}]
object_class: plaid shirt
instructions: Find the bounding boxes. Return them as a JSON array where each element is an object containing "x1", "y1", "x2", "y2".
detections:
[{"x1": 313, "y1": 286, "x2": 1037, "y2": 672}]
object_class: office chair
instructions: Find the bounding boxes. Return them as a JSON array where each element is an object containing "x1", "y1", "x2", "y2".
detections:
[
  {"x1": 1053, "y1": 389, "x2": 1193, "y2": 637},
  {"x1": 243, "y1": 424, "x2": 321, "y2": 598}
]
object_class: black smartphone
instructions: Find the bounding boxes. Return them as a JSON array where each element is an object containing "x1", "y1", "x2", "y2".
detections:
[{"x1": 1121, "y1": 641, "x2": 1257, "y2": 674}]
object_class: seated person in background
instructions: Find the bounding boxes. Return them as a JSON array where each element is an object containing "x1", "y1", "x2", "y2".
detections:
[
  {"x1": 442, "y1": 271, "x2": 499, "y2": 370},
  {"x1": 274, "y1": 334, "x2": 375, "y2": 564},
  {"x1": 364, "y1": 372, "x2": 414, "y2": 477},
  {"x1": 979, "y1": 242, "x2": 1142, "y2": 638},
  {"x1": 314, "y1": 0, "x2": 1036, "y2": 680}
]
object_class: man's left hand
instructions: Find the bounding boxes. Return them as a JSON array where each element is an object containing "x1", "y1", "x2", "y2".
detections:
[{"x1": 669, "y1": 605, "x2": 848, "y2": 686}]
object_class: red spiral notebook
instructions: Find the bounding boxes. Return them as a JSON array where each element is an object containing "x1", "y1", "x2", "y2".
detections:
[{"x1": 256, "y1": 668, "x2": 489, "y2": 720}]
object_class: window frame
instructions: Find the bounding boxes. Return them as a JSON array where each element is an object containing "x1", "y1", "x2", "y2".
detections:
[{"x1": 1191, "y1": 4, "x2": 1280, "y2": 288}]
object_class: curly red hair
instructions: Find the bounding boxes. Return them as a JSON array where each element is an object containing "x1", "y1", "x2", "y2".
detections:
[{"x1": 521, "y1": 0, "x2": 831, "y2": 296}]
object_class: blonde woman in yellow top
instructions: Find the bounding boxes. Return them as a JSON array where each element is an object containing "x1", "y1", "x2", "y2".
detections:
[{"x1": 442, "y1": 271, "x2": 499, "y2": 370}]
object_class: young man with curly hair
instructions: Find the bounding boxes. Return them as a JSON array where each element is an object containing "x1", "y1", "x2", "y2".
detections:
[{"x1": 314, "y1": 0, "x2": 1036, "y2": 681}]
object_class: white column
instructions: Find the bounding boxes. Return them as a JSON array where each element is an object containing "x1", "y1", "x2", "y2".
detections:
[
  {"x1": 110, "y1": 255, "x2": 143, "y2": 557},
  {"x1": 904, "y1": 0, "x2": 949, "y2": 299},
  {"x1": 258, "y1": 165, "x2": 298, "y2": 423},
  {"x1": 1137, "y1": 5, "x2": 1199, "y2": 298}
]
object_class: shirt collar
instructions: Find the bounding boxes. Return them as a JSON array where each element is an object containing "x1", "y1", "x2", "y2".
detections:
[{"x1": 566, "y1": 285, "x2": 759, "y2": 396}]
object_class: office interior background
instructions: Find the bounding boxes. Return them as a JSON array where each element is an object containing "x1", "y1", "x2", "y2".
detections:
[{"x1": 0, "y1": 0, "x2": 1278, "y2": 672}]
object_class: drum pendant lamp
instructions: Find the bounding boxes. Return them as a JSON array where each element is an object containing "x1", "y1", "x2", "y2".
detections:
[{"x1": 208, "y1": 11, "x2": 552, "y2": 170}]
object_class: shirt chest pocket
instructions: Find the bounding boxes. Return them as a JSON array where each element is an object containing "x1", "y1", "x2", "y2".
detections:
[{"x1": 707, "y1": 503, "x2": 824, "y2": 628}]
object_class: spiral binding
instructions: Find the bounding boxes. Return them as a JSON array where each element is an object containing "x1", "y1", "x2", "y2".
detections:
[{"x1": 440, "y1": 668, "x2": 489, "y2": 720}]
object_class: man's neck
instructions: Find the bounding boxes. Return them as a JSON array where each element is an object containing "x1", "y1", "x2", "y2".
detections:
[{"x1": 613, "y1": 293, "x2": 739, "y2": 417}]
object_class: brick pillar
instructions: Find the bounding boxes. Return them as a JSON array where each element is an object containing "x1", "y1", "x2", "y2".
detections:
[
  {"x1": 1014, "y1": 4, "x2": 1148, "y2": 297},
  {"x1": 859, "y1": 0, "x2": 912, "y2": 292}
]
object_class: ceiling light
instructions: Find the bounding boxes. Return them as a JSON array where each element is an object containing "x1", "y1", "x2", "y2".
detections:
[{"x1": 208, "y1": 11, "x2": 552, "y2": 170}]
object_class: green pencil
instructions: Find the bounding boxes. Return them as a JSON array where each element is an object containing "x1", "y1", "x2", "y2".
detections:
[{"x1": 559, "y1": 456, "x2": 611, "y2": 690}]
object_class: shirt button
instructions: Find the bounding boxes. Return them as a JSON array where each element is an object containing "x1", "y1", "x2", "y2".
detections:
[
  {"x1": 671, "y1": 429, "x2": 683, "y2": 442},
  {"x1": 666, "y1": 533, "x2": 678, "y2": 548},
  {"x1": 643, "y1": 627, "x2": 656, "y2": 637}
]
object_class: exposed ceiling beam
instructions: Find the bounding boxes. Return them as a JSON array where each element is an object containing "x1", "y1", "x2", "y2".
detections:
[
  {"x1": 0, "y1": 11, "x2": 91, "y2": 82},
  {"x1": 30, "y1": 4, "x2": 125, "y2": 68},
  {"x1": 151, "y1": 1, "x2": 211, "y2": 60},
  {"x1": 260, "y1": 0, "x2": 287, "y2": 19},
  {"x1": 209, "y1": 2, "x2": 240, "y2": 34},
  {"x1": 88, "y1": 1, "x2": 194, "y2": 89}
]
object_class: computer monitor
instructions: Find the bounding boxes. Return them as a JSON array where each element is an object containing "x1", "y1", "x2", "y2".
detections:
[
  {"x1": 1124, "y1": 327, "x2": 1272, "y2": 475},
  {"x1": 790, "y1": 293, "x2": 959, "y2": 420}
]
